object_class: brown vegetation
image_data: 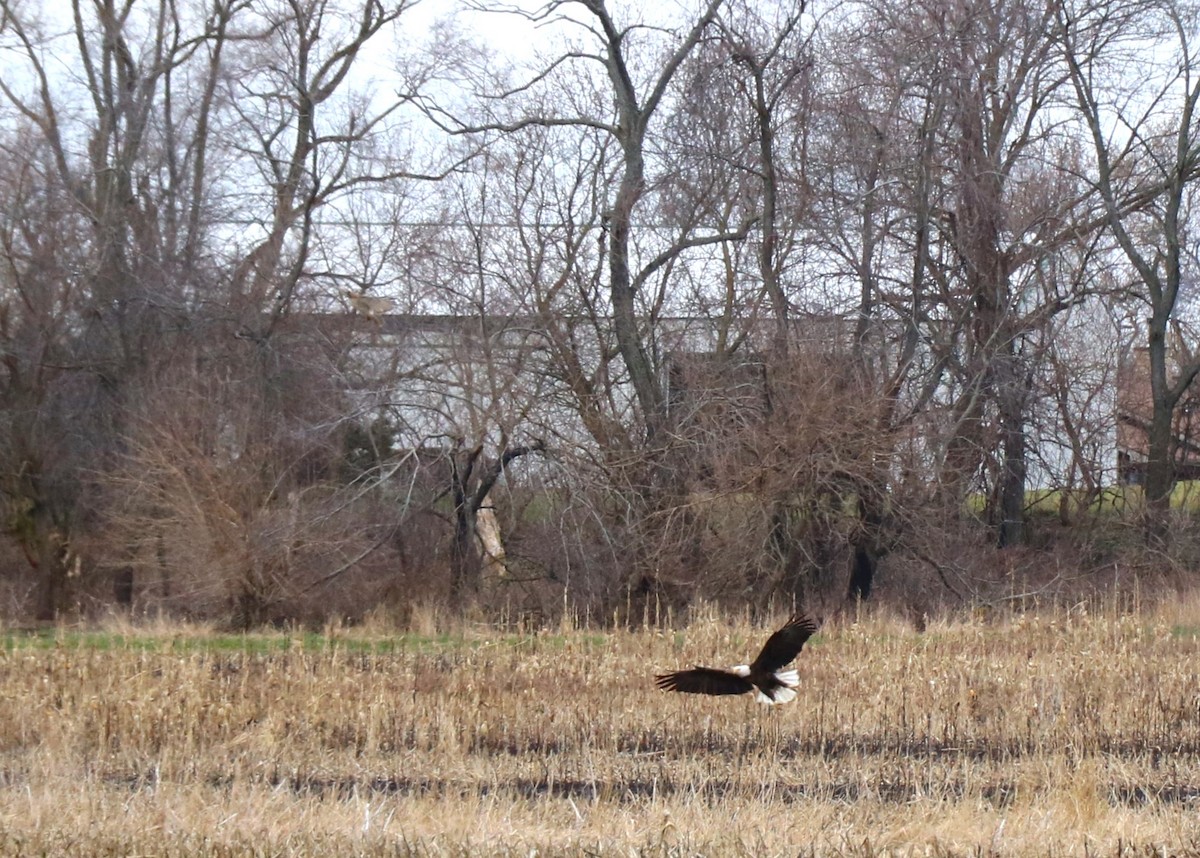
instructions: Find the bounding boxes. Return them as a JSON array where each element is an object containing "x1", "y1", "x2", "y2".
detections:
[
  {"x1": 3, "y1": 0, "x2": 1200, "y2": 628},
  {"x1": 1, "y1": 604, "x2": 1200, "y2": 855}
]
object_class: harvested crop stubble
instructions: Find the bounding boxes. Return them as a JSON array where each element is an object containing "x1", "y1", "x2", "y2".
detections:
[{"x1": 1, "y1": 608, "x2": 1200, "y2": 856}]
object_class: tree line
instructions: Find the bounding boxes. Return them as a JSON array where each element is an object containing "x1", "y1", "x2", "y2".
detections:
[{"x1": 1, "y1": 0, "x2": 1198, "y2": 626}]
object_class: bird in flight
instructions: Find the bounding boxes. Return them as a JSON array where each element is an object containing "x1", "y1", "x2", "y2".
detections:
[{"x1": 655, "y1": 613, "x2": 819, "y2": 705}]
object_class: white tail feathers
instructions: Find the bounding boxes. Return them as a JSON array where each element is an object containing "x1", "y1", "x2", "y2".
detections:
[
  {"x1": 755, "y1": 669, "x2": 801, "y2": 705},
  {"x1": 755, "y1": 685, "x2": 797, "y2": 705},
  {"x1": 775, "y1": 669, "x2": 799, "y2": 688}
]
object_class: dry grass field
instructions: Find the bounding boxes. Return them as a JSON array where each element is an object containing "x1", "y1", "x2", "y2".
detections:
[{"x1": 2, "y1": 601, "x2": 1200, "y2": 857}]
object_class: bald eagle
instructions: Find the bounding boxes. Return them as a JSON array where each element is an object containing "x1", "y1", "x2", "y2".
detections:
[{"x1": 655, "y1": 613, "x2": 819, "y2": 705}]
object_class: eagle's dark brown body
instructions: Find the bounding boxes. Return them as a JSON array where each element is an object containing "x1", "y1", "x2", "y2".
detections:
[{"x1": 655, "y1": 613, "x2": 819, "y2": 705}]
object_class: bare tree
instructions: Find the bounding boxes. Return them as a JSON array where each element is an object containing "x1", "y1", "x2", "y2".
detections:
[
  {"x1": 405, "y1": 0, "x2": 758, "y2": 450},
  {"x1": 0, "y1": 131, "x2": 92, "y2": 618},
  {"x1": 0, "y1": 0, "x2": 227, "y2": 617},
  {"x1": 0, "y1": 0, "x2": 434, "y2": 620},
  {"x1": 1059, "y1": 0, "x2": 1200, "y2": 536},
  {"x1": 714, "y1": 0, "x2": 815, "y2": 353},
  {"x1": 824, "y1": 0, "x2": 1105, "y2": 552}
]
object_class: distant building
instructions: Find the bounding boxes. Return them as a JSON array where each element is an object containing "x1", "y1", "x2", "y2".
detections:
[{"x1": 1115, "y1": 343, "x2": 1200, "y2": 485}]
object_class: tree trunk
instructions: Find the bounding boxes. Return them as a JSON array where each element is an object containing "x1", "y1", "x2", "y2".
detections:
[
  {"x1": 113, "y1": 567, "x2": 134, "y2": 608},
  {"x1": 997, "y1": 413, "x2": 1027, "y2": 547},
  {"x1": 848, "y1": 544, "x2": 875, "y2": 601},
  {"x1": 447, "y1": 440, "x2": 545, "y2": 602},
  {"x1": 1144, "y1": 328, "x2": 1175, "y2": 538},
  {"x1": 33, "y1": 514, "x2": 69, "y2": 622},
  {"x1": 450, "y1": 503, "x2": 480, "y2": 601},
  {"x1": 609, "y1": 153, "x2": 667, "y2": 447},
  {"x1": 448, "y1": 448, "x2": 480, "y2": 601},
  {"x1": 996, "y1": 353, "x2": 1028, "y2": 548}
]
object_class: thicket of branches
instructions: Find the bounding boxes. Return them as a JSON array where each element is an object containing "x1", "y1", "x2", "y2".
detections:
[{"x1": 2, "y1": 0, "x2": 1200, "y2": 627}]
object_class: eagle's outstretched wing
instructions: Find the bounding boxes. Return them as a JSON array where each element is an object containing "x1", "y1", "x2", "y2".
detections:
[
  {"x1": 655, "y1": 666, "x2": 754, "y2": 696},
  {"x1": 750, "y1": 613, "x2": 819, "y2": 675}
]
